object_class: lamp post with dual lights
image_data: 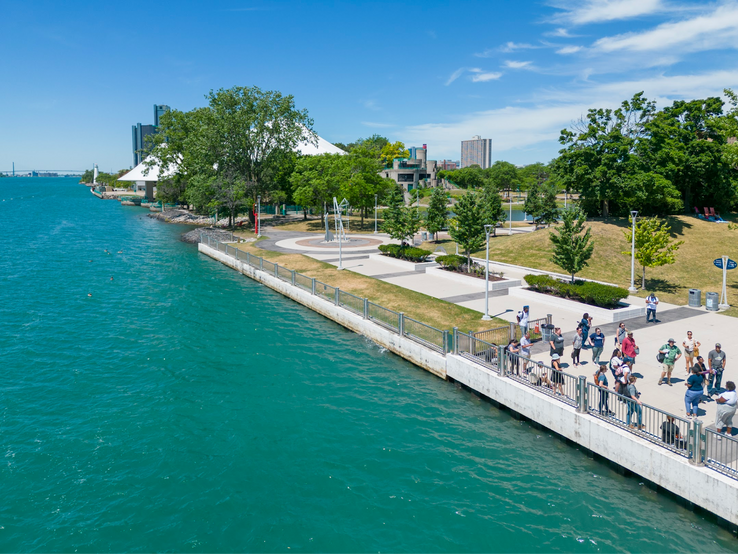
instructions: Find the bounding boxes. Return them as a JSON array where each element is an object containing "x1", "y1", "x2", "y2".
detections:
[
  {"x1": 482, "y1": 224, "x2": 492, "y2": 321},
  {"x1": 628, "y1": 210, "x2": 638, "y2": 293}
]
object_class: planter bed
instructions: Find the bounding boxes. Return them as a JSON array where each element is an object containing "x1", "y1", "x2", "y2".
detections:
[
  {"x1": 509, "y1": 287, "x2": 644, "y2": 322},
  {"x1": 368, "y1": 253, "x2": 439, "y2": 272},
  {"x1": 425, "y1": 266, "x2": 522, "y2": 290}
]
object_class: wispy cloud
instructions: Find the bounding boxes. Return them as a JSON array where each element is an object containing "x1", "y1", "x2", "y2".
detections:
[
  {"x1": 500, "y1": 41, "x2": 539, "y2": 52},
  {"x1": 470, "y1": 69, "x2": 503, "y2": 82},
  {"x1": 545, "y1": 27, "x2": 578, "y2": 37},
  {"x1": 474, "y1": 48, "x2": 496, "y2": 58},
  {"x1": 361, "y1": 121, "x2": 395, "y2": 128},
  {"x1": 361, "y1": 99, "x2": 381, "y2": 111},
  {"x1": 504, "y1": 60, "x2": 533, "y2": 69},
  {"x1": 445, "y1": 68, "x2": 465, "y2": 86},
  {"x1": 549, "y1": 0, "x2": 663, "y2": 25},
  {"x1": 556, "y1": 45, "x2": 583, "y2": 54},
  {"x1": 594, "y1": 3, "x2": 738, "y2": 53}
]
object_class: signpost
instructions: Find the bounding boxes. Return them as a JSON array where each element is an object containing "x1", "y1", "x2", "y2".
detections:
[{"x1": 713, "y1": 256, "x2": 737, "y2": 309}]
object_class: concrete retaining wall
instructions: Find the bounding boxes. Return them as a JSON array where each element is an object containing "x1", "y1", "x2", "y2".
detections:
[
  {"x1": 199, "y1": 242, "x2": 738, "y2": 528},
  {"x1": 425, "y1": 266, "x2": 522, "y2": 290}
]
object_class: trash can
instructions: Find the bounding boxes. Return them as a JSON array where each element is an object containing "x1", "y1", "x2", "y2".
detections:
[
  {"x1": 706, "y1": 292, "x2": 719, "y2": 311},
  {"x1": 540, "y1": 323, "x2": 555, "y2": 342},
  {"x1": 688, "y1": 288, "x2": 702, "y2": 307}
]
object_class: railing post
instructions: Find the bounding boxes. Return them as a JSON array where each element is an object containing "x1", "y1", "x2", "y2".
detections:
[
  {"x1": 499, "y1": 345, "x2": 507, "y2": 376},
  {"x1": 363, "y1": 298, "x2": 369, "y2": 319},
  {"x1": 311, "y1": 278, "x2": 316, "y2": 296},
  {"x1": 291, "y1": 270, "x2": 296, "y2": 286},
  {"x1": 547, "y1": 314, "x2": 552, "y2": 325},
  {"x1": 274, "y1": 263, "x2": 278, "y2": 278},
  {"x1": 576, "y1": 376, "x2": 588, "y2": 413},
  {"x1": 246, "y1": 251, "x2": 250, "y2": 265},
  {"x1": 690, "y1": 419, "x2": 704, "y2": 466},
  {"x1": 453, "y1": 327, "x2": 459, "y2": 355},
  {"x1": 260, "y1": 258, "x2": 263, "y2": 271},
  {"x1": 399, "y1": 312, "x2": 405, "y2": 336},
  {"x1": 509, "y1": 322, "x2": 515, "y2": 342},
  {"x1": 442, "y1": 330, "x2": 449, "y2": 355},
  {"x1": 335, "y1": 287, "x2": 340, "y2": 306}
]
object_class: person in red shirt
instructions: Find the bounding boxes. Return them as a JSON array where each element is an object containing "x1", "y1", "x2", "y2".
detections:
[{"x1": 621, "y1": 331, "x2": 638, "y2": 368}]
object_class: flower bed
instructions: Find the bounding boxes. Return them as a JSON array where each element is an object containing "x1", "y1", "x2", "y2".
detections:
[
  {"x1": 523, "y1": 274, "x2": 628, "y2": 309},
  {"x1": 378, "y1": 244, "x2": 432, "y2": 263},
  {"x1": 435, "y1": 254, "x2": 505, "y2": 282}
]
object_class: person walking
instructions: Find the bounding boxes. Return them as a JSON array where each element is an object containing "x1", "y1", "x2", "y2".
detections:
[
  {"x1": 625, "y1": 375, "x2": 643, "y2": 430},
  {"x1": 578, "y1": 313, "x2": 591, "y2": 348},
  {"x1": 621, "y1": 331, "x2": 638, "y2": 368},
  {"x1": 571, "y1": 327, "x2": 583, "y2": 368},
  {"x1": 517, "y1": 305, "x2": 530, "y2": 336},
  {"x1": 684, "y1": 365, "x2": 705, "y2": 418},
  {"x1": 549, "y1": 327, "x2": 564, "y2": 358},
  {"x1": 645, "y1": 292, "x2": 659, "y2": 323},
  {"x1": 658, "y1": 338, "x2": 681, "y2": 386},
  {"x1": 682, "y1": 331, "x2": 700, "y2": 376},
  {"x1": 589, "y1": 328, "x2": 606, "y2": 366},
  {"x1": 715, "y1": 382, "x2": 737, "y2": 440},
  {"x1": 595, "y1": 364, "x2": 611, "y2": 415},
  {"x1": 520, "y1": 331, "x2": 532, "y2": 374},
  {"x1": 616, "y1": 322, "x2": 628, "y2": 348},
  {"x1": 708, "y1": 343, "x2": 727, "y2": 396}
]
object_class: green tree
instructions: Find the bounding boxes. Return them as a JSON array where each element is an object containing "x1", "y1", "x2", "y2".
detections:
[
  {"x1": 518, "y1": 162, "x2": 551, "y2": 191},
  {"x1": 340, "y1": 146, "x2": 394, "y2": 226},
  {"x1": 549, "y1": 208, "x2": 595, "y2": 283},
  {"x1": 424, "y1": 186, "x2": 448, "y2": 240},
  {"x1": 479, "y1": 185, "x2": 506, "y2": 236},
  {"x1": 381, "y1": 187, "x2": 421, "y2": 244},
  {"x1": 524, "y1": 181, "x2": 559, "y2": 227},
  {"x1": 622, "y1": 218, "x2": 684, "y2": 289},
  {"x1": 441, "y1": 166, "x2": 486, "y2": 189},
  {"x1": 448, "y1": 192, "x2": 485, "y2": 268},
  {"x1": 291, "y1": 153, "x2": 347, "y2": 225},
  {"x1": 380, "y1": 141, "x2": 409, "y2": 167},
  {"x1": 486, "y1": 160, "x2": 518, "y2": 194}
]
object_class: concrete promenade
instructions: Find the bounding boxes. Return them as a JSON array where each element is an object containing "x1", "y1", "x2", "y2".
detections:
[{"x1": 259, "y1": 229, "x2": 738, "y2": 431}]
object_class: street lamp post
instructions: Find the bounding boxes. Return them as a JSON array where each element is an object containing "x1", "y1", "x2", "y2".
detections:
[
  {"x1": 628, "y1": 210, "x2": 638, "y2": 292},
  {"x1": 509, "y1": 193, "x2": 513, "y2": 236},
  {"x1": 482, "y1": 224, "x2": 492, "y2": 321},
  {"x1": 374, "y1": 194, "x2": 378, "y2": 234},
  {"x1": 256, "y1": 195, "x2": 261, "y2": 238}
]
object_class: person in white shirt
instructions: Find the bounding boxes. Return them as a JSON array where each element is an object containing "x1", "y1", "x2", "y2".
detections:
[
  {"x1": 682, "y1": 331, "x2": 700, "y2": 375},
  {"x1": 520, "y1": 332, "x2": 532, "y2": 374},
  {"x1": 715, "y1": 381, "x2": 737, "y2": 439},
  {"x1": 517, "y1": 306, "x2": 530, "y2": 335},
  {"x1": 645, "y1": 293, "x2": 659, "y2": 323}
]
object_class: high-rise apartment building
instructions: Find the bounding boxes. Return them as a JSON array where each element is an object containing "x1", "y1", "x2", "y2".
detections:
[{"x1": 460, "y1": 135, "x2": 492, "y2": 169}]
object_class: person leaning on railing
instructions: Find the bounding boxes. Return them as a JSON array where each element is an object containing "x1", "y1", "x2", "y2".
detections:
[
  {"x1": 661, "y1": 415, "x2": 685, "y2": 449},
  {"x1": 550, "y1": 354, "x2": 565, "y2": 395},
  {"x1": 594, "y1": 364, "x2": 613, "y2": 415},
  {"x1": 715, "y1": 381, "x2": 737, "y2": 440},
  {"x1": 624, "y1": 375, "x2": 644, "y2": 430},
  {"x1": 507, "y1": 338, "x2": 521, "y2": 376}
]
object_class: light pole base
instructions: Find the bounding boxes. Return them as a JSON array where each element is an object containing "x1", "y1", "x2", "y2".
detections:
[
  {"x1": 719, "y1": 303, "x2": 730, "y2": 309},
  {"x1": 628, "y1": 286, "x2": 637, "y2": 293},
  {"x1": 481, "y1": 315, "x2": 491, "y2": 321},
  {"x1": 337, "y1": 267, "x2": 344, "y2": 271}
]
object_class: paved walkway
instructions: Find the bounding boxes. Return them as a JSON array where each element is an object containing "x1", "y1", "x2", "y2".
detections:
[{"x1": 255, "y1": 228, "x2": 737, "y2": 430}]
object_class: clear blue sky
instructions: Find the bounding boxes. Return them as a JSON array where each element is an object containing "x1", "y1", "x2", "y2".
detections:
[{"x1": 2, "y1": 0, "x2": 737, "y2": 172}]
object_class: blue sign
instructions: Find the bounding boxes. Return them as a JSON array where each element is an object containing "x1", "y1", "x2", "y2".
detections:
[{"x1": 714, "y1": 258, "x2": 738, "y2": 270}]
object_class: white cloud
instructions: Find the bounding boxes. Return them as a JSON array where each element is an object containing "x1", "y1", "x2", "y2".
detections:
[
  {"x1": 550, "y1": 0, "x2": 663, "y2": 25},
  {"x1": 504, "y1": 60, "x2": 533, "y2": 69},
  {"x1": 594, "y1": 3, "x2": 738, "y2": 53},
  {"x1": 471, "y1": 71, "x2": 503, "y2": 82},
  {"x1": 556, "y1": 45, "x2": 583, "y2": 54},
  {"x1": 500, "y1": 41, "x2": 538, "y2": 52},
  {"x1": 445, "y1": 67, "x2": 465, "y2": 86},
  {"x1": 545, "y1": 27, "x2": 578, "y2": 37},
  {"x1": 474, "y1": 48, "x2": 496, "y2": 58}
]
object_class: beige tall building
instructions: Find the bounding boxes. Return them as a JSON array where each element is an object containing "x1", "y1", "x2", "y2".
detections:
[{"x1": 460, "y1": 135, "x2": 492, "y2": 169}]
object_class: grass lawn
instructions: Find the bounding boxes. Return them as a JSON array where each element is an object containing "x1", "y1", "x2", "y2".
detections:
[
  {"x1": 228, "y1": 234, "x2": 507, "y2": 332},
  {"x1": 430, "y1": 214, "x2": 738, "y2": 312}
]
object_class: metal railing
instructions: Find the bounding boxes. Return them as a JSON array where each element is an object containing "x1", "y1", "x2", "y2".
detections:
[
  {"x1": 512, "y1": 315, "x2": 551, "y2": 342},
  {"x1": 367, "y1": 301, "x2": 400, "y2": 333},
  {"x1": 338, "y1": 290, "x2": 364, "y2": 316},
  {"x1": 403, "y1": 316, "x2": 446, "y2": 354},
  {"x1": 473, "y1": 326, "x2": 509, "y2": 345},
  {"x1": 200, "y1": 235, "x2": 738, "y2": 480},
  {"x1": 705, "y1": 429, "x2": 738, "y2": 477}
]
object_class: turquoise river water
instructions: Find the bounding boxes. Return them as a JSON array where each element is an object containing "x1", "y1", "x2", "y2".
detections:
[{"x1": 0, "y1": 178, "x2": 736, "y2": 552}]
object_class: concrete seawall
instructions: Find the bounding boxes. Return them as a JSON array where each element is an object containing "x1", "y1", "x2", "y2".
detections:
[{"x1": 199, "y1": 242, "x2": 738, "y2": 529}]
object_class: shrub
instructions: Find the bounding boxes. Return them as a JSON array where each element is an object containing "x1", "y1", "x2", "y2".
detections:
[
  {"x1": 378, "y1": 244, "x2": 431, "y2": 263},
  {"x1": 435, "y1": 254, "x2": 466, "y2": 270},
  {"x1": 524, "y1": 274, "x2": 628, "y2": 309}
]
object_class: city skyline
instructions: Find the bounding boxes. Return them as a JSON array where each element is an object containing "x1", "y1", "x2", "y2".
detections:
[{"x1": 2, "y1": 0, "x2": 738, "y2": 171}]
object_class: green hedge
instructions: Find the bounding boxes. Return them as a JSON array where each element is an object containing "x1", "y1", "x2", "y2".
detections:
[
  {"x1": 524, "y1": 274, "x2": 628, "y2": 309},
  {"x1": 435, "y1": 254, "x2": 467, "y2": 270},
  {"x1": 378, "y1": 244, "x2": 432, "y2": 263}
]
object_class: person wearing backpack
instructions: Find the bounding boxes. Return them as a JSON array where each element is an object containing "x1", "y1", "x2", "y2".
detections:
[
  {"x1": 645, "y1": 293, "x2": 659, "y2": 323},
  {"x1": 517, "y1": 306, "x2": 530, "y2": 335},
  {"x1": 657, "y1": 338, "x2": 681, "y2": 386},
  {"x1": 625, "y1": 375, "x2": 643, "y2": 430}
]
